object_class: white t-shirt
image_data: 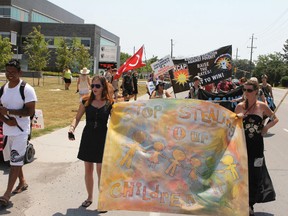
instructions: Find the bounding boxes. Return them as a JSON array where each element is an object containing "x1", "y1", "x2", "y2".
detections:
[{"x1": 0, "y1": 80, "x2": 37, "y2": 136}]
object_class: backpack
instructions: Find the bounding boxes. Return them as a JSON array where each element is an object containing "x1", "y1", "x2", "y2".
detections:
[{"x1": 0, "y1": 80, "x2": 27, "y2": 105}]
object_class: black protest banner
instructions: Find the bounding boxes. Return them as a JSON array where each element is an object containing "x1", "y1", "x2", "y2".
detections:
[
  {"x1": 169, "y1": 62, "x2": 190, "y2": 94},
  {"x1": 170, "y1": 45, "x2": 232, "y2": 94},
  {"x1": 198, "y1": 86, "x2": 243, "y2": 112}
]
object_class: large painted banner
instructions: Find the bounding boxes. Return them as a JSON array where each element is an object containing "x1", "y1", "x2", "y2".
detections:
[
  {"x1": 99, "y1": 99, "x2": 248, "y2": 215},
  {"x1": 170, "y1": 45, "x2": 232, "y2": 93}
]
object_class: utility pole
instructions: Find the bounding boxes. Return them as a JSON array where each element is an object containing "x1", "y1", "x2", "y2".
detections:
[
  {"x1": 235, "y1": 48, "x2": 239, "y2": 60},
  {"x1": 171, "y1": 39, "x2": 174, "y2": 59},
  {"x1": 247, "y1": 33, "x2": 257, "y2": 76}
]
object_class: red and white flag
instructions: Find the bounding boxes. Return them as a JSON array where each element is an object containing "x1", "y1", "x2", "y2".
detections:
[{"x1": 114, "y1": 45, "x2": 146, "y2": 79}]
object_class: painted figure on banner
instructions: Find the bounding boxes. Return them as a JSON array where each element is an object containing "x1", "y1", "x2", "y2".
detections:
[
  {"x1": 165, "y1": 149, "x2": 186, "y2": 177},
  {"x1": 147, "y1": 141, "x2": 167, "y2": 169},
  {"x1": 120, "y1": 130, "x2": 147, "y2": 169}
]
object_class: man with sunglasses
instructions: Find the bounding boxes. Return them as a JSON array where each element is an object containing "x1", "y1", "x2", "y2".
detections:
[{"x1": 0, "y1": 59, "x2": 37, "y2": 207}]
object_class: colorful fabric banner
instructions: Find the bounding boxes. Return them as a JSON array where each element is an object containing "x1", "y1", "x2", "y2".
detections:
[
  {"x1": 98, "y1": 99, "x2": 248, "y2": 215},
  {"x1": 114, "y1": 45, "x2": 146, "y2": 79},
  {"x1": 170, "y1": 45, "x2": 232, "y2": 93}
]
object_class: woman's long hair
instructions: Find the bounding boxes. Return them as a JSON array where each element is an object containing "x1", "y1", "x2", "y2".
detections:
[
  {"x1": 244, "y1": 79, "x2": 259, "y2": 110},
  {"x1": 84, "y1": 75, "x2": 114, "y2": 106}
]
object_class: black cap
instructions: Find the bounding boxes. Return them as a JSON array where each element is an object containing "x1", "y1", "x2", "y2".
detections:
[{"x1": 5, "y1": 59, "x2": 21, "y2": 71}]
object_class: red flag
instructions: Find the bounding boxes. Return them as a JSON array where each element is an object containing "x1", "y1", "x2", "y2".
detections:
[{"x1": 114, "y1": 45, "x2": 145, "y2": 79}]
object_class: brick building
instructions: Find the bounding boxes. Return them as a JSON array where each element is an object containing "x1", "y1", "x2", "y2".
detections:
[{"x1": 0, "y1": 0, "x2": 120, "y2": 73}]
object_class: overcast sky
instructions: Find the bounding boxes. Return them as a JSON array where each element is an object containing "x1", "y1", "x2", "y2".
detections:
[{"x1": 48, "y1": 0, "x2": 288, "y2": 61}]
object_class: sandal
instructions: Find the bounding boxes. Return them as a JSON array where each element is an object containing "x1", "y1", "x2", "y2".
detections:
[
  {"x1": 12, "y1": 183, "x2": 28, "y2": 194},
  {"x1": 0, "y1": 196, "x2": 9, "y2": 207},
  {"x1": 98, "y1": 210, "x2": 108, "y2": 214},
  {"x1": 81, "y1": 200, "x2": 92, "y2": 208}
]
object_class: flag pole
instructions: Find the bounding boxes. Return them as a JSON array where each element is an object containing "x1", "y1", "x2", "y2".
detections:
[{"x1": 143, "y1": 45, "x2": 149, "y2": 79}]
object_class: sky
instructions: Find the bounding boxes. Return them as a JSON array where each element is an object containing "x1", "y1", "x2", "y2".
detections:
[{"x1": 48, "y1": 0, "x2": 288, "y2": 61}]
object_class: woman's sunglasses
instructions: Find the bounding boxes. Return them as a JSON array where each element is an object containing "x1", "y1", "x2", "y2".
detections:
[
  {"x1": 91, "y1": 84, "x2": 102, "y2": 89},
  {"x1": 242, "y1": 88, "x2": 254, "y2": 93}
]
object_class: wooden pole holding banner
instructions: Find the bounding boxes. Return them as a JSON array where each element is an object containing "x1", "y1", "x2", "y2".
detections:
[{"x1": 272, "y1": 90, "x2": 288, "y2": 116}]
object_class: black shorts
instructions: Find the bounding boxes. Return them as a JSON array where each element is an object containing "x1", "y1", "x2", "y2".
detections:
[
  {"x1": 64, "y1": 78, "x2": 71, "y2": 83},
  {"x1": 123, "y1": 89, "x2": 134, "y2": 97}
]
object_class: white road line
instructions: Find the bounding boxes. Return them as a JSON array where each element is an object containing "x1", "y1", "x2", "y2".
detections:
[
  {"x1": 284, "y1": 128, "x2": 288, "y2": 133},
  {"x1": 149, "y1": 213, "x2": 161, "y2": 216}
]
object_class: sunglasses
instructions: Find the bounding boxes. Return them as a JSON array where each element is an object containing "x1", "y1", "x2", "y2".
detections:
[
  {"x1": 91, "y1": 84, "x2": 102, "y2": 89},
  {"x1": 242, "y1": 88, "x2": 254, "y2": 93}
]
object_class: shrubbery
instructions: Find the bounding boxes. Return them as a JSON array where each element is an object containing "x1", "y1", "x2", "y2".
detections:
[{"x1": 280, "y1": 76, "x2": 288, "y2": 87}]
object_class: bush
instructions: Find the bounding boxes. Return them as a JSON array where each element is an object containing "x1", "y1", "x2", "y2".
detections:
[{"x1": 280, "y1": 76, "x2": 288, "y2": 87}]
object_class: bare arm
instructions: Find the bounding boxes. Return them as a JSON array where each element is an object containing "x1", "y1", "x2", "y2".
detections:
[
  {"x1": 69, "y1": 102, "x2": 85, "y2": 135},
  {"x1": 261, "y1": 104, "x2": 278, "y2": 135},
  {"x1": 0, "y1": 101, "x2": 35, "y2": 117}
]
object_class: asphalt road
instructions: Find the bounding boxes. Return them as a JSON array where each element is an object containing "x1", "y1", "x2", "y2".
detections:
[{"x1": 0, "y1": 88, "x2": 288, "y2": 216}]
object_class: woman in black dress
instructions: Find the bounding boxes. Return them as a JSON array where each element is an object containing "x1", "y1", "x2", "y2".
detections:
[
  {"x1": 235, "y1": 79, "x2": 278, "y2": 216},
  {"x1": 69, "y1": 75, "x2": 113, "y2": 208}
]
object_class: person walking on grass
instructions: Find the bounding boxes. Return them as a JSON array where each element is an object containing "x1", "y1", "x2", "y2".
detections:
[
  {"x1": 68, "y1": 76, "x2": 113, "y2": 212},
  {"x1": 62, "y1": 66, "x2": 72, "y2": 90},
  {"x1": 77, "y1": 67, "x2": 91, "y2": 102},
  {"x1": 0, "y1": 59, "x2": 37, "y2": 207}
]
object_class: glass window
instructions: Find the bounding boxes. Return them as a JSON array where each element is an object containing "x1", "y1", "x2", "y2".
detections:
[
  {"x1": 81, "y1": 38, "x2": 91, "y2": 47},
  {"x1": 100, "y1": 37, "x2": 115, "y2": 46},
  {"x1": 31, "y1": 11, "x2": 59, "y2": 23}
]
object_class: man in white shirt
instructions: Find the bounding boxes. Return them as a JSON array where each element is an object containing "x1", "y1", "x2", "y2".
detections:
[{"x1": 0, "y1": 59, "x2": 37, "y2": 207}]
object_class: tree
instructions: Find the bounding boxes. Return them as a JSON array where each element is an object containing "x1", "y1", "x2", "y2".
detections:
[
  {"x1": 72, "y1": 39, "x2": 91, "y2": 70},
  {"x1": 282, "y1": 39, "x2": 288, "y2": 63},
  {"x1": 233, "y1": 59, "x2": 255, "y2": 79},
  {"x1": 0, "y1": 36, "x2": 13, "y2": 70},
  {"x1": 23, "y1": 26, "x2": 50, "y2": 72},
  {"x1": 253, "y1": 52, "x2": 288, "y2": 86},
  {"x1": 55, "y1": 37, "x2": 74, "y2": 71},
  {"x1": 56, "y1": 38, "x2": 91, "y2": 72}
]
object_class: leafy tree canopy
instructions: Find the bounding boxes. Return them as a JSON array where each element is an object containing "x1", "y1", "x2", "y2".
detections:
[{"x1": 0, "y1": 36, "x2": 13, "y2": 70}]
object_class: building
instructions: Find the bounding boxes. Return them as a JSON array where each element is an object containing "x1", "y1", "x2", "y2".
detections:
[{"x1": 0, "y1": 0, "x2": 120, "y2": 73}]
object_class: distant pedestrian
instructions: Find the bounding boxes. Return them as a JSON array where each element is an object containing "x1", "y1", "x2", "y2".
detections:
[
  {"x1": 122, "y1": 71, "x2": 134, "y2": 102},
  {"x1": 260, "y1": 74, "x2": 275, "y2": 111},
  {"x1": 132, "y1": 71, "x2": 138, "y2": 101},
  {"x1": 77, "y1": 67, "x2": 91, "y2": 101},
  {"x1": 111, "y1": 68, "x2": 119, "y2": 102},
  {"x1": 62, "y1": 66, "x2": 72, "y2": 90},
  {"x1": 104, "y1": 67, "x2": 112, "y2": 83},
  {"x1": 68, "y1": 75, "x2": 113, "y2": 209}
]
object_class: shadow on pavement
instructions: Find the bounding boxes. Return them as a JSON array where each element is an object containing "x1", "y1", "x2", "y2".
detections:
[
  {"x1": 52, "y1": 208, "x2": 107, "y2": 216},
  {"x1": 255, "y1": 212, "x2": 274, "y2": 216},
  {"x1": 0, "y1": 161, "x2": 10, "y2": 175}
]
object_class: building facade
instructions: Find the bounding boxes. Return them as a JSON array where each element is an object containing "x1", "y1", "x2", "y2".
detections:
[{"x1": 0, "y1": 0, "x2": 120, "y2": 73}]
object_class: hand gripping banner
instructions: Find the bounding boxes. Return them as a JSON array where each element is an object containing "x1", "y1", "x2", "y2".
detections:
[{"x1": 99, "y1": 99, "x2": 248, "y2": 215}]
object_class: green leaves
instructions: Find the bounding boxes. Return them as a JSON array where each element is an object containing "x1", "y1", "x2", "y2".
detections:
[
  {"x1": 23, "y1": 26, "x2": 50, "y2": 71},
  {"x1": 0, "y1": 36, "x2": 13, "y2": 70}
]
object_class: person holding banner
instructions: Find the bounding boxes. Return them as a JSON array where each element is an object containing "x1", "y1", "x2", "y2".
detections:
[
  {"x1": 260, "y1": 74, "x2": 275, "y2": 111},
  {"x1": 150, "y1": 81, "x2": 172, "y2": 99},
  {"x1": 188, "y1": 76, "x2": 203, "y2": 99},
  {"x1": 235, "y1": 79, "x2": 278, "y2": 216},
  {"x1": 68, "y1": 75, "x2": 113, "y2": 209}
]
